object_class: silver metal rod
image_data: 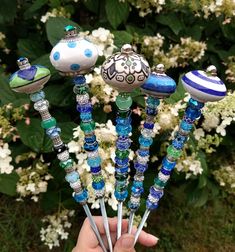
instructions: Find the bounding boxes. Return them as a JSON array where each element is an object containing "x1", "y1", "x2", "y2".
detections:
[
  {"x1": 117, "y1": 201, "x2": 123, "y2": 240},
  {"x1": 83, "y1": 204, "x2": 107, "y2": 252},
  {"x1": 128, "y1": 211, "x2": 135, "y2": 234},
  {"x1": 134, "y1": 209, "x2": 151, "y2": 245},
  {"x1": 99, "y1": 198, "x2": 113, "y2": 252}
]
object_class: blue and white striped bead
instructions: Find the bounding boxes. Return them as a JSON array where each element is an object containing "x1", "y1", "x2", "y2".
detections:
[{"x1": 182, "y1": 66, "x2": 226, "y2": 102}]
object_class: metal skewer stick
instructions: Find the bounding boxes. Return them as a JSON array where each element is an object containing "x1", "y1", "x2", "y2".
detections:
[
  {"x1": 99, "y1": 198, "x2": 113, "y2": 252},
  {"x1": 117, "y1": 201, "x2": 123, "y2": 239},
  {"x1": 49, "y1": 25, "x2": 113, "y2": 252},
  {"x1": 127, "y1": 64, "x2": 176, "y2": 233},
  {"x1": 134, "y1": 65, "x2": 227, "y2": 244},
  {"x1": 83, "y1": 204, "x2": 108, "y2": 252},
  {"x1": 9, "y1": 57, "x2": 107, "y2": 252}
]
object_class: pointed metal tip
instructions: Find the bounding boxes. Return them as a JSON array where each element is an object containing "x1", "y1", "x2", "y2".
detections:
[
  {"x1": 134, "y1": 209, "x2": 151, "y2": 245},
  {"x1": 99, "y1": 198, "x2": 113, "y2": 252}
]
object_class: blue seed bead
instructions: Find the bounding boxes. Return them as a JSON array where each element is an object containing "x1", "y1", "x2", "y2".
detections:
[
  {"x1": 146, "y1": 107, "x2": 158, "y2": 116},
  {"x1": 77, "y1": 103, "x2": 92, "y2": 113},
  {"x1": 87, "y1": 156, "x2": 101, "y2": 167},
  {"x1": 162, "y1": 157, "x2": 176, "y2": 170},
  {"x1": 137, "y1": 149, "x2": 150, "y2": 157},
  {"x1": 160, "y1": 167, "x2": 171, "y2": 176},
  {"x1": 116, "y1": 124, "x2": 132, "y2": 136},
  {"x1": 80, "y1": 112, "x2": 92, "y2": 121},
  {"x1": 146, "y1": 200, "x2": 159, "y2": 210},
  {"x1": 90, "y1": 166, "x2": 101, "y2": 173},
  {"x1": 114, "y1": 190, "x2": 128, "y2": 201},
  {"x1": 180, "y1": 121, "x2": 193, "y2": 131},
  {"x1": 115, "y1": 166, "x2": 128, "y2": 173},
  {"x1": 30, "y1": 90, "x2": 45, "y2": 102},
  {"x1": 131, "y1": 186, "x2": 144, "y2": 195},
  {"x1": 73, "y1": 75, "x2": 86, "y2": 85},
  {"x1": 115, "y1": 157, "x2": 129, "y2": 166},
  {"x1": 146, "y1": 96, "x2": 160, "y2": 107},
  {"x1": 46, "y1": 126, "x2": 61, "y2": 138},
  {"x1": 174, "y1": 133, "x2": 188, "y2": 143},
  {"x1": 116, "y1": 116, "x2": 132, "y2": 125},
  {"x1": 92, "y1": 181, "x2": 105, "y2": 190},
  {"x1": 128, "y1": 201, "x2": 140, "y2": 210},
  {"x1": 84, "y1": 141, "x2": 98, "y2": 152},
  {"x1": 149, "y1": 186, "x2": 164, "y2": 199},
  {"x1": 134, "y1": 162, "x2": 148, "y2": 172},
  {"x1": 172, "y1": 138, "x2": 185, "y2": 150},
  {"x1": 185, "y1": 107, "x2": 201, "y2": 119},
  {"x1": 85, "y1": 135, "x2": 96, "y2": 143},
  {"x1": 65, "y1": 171, "x2": 80, "y2": 183},
  {"x1": 116, "y1": 138, "x2": 131, "y2": 150},
  {"x1": 143, "y1": 122, "x2": 154, "y2": 129},
  {"x1": 189, "y1": 98, "x2": 204, "y2": 109},
  {"x1": 139, "y1": 135, "x2": 153, "y2": 147},
  {"x1": 73, "y1": 189, "x2": 88, "y2": 203},
  {"x1": 133, "y1": 181, "x2": 143, "y2": 188}
]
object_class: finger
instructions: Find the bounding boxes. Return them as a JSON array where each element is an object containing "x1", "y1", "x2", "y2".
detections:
[
  {"x1": 108, "y1": 218, "x2": 129, "y2": 233},
  {"x1": 114, "y1": 234, "x2": 135, "y2": 252},
  {"x1": 131, "y1": 226, "x2": 158, "y2": 247}
]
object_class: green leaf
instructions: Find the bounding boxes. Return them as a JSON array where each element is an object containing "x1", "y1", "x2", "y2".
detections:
[
  {"x1": 24, "y1": 0, "x2": 48, "y2": 18},
  {"x1": 105, "y1": 0, "x2": 129, "y2": 29},
  {"x1": 46, "y1": 17, "x2": 79, "y2": 46},
  {"x1": 43, "y1": 83, "x2": 74, "y2": 107},
  {"x1": 0, "y1": 0, "x2": 17, "y2": 24},
  {"x1": 198, "y1": 175, "x2": 207, "y2": 189},
  {"x1": 165, "y1": 76, "x2": 185, "y2": 104},
  {"x1": 58, "y1": 122, "x2": 77, "y2": 143},
  {"x1": 187, "y1": 188, "x2": 209, "y2": 207},
  {"x1": 41, "y1": 190, "x2": 60, "y2": 211},
  {"x1": 0, "y1": 74, "x2": 29, "y2": 106},
  {"x1": 113, "y1": 31, "x2": 133, "y2": 49},
  {"x1": 17, "y1": 38, "x2": 45, "y2": 61},
  {"x1": 0, "y1": 172, "x2": 19, "y2": 196},
  {"x1": 83, "y1": 0, "x2": 100, "y2": 13},
  {"x1": 17, "y1": 118, "x2": 44, "y2": 153},
  {"x1": 156, "y1": 13, "x2": 184, "y2": 35}
]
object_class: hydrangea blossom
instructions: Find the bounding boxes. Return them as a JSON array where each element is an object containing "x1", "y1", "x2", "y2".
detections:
[{"x1": 0, "y1": 143, "x2": 14, "y2": 174}]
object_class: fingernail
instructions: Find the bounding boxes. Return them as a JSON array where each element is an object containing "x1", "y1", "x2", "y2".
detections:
[
  {"x1": 149, "y1": 234, "x2": 159, "y2": 244},
  {"x1": 121, "y1": 236, "x2": 135, "y2": 249}
]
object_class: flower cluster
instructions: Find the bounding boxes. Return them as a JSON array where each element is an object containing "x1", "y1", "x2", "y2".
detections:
[
  {"x1": 225, "y1": 56, "x2": 235, "y2": 83},
  {"x1": 40, "y1": 7, "x2": 71, "y2": 23},
  {"x1": 68, "y1": 120, "x2": 134, "y2": 210},
  {"x1": 175, "y1": 152, "x2": 203, "y2": 179},
  {"x1": 40, "y1": 209, "x2": 75, "y2": 249},
  {"x1": 139, "y1": 35, "x2": 206, "y2": 69},
  {"x1": 0, "y1": 143, "x2": 14, "y2": 174},
  {"x1": 123, "y1": 0, "x2": 235, "y2": 20},
  {"x1": 0, "y1": 103, "x2": 28, "y2": 141},
  {"x1": 86, "y1": 67, "x2": 118, "y2": 106},
  {"x1": 16, "y1": 158, "x2": 53, "y2": 202},
  {"x1": 213, "y1": 163, "x2": 235, "y2": 195}
]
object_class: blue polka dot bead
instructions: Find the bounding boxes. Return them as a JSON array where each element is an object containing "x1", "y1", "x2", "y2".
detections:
[
  {"x1": 182, "y1": 65, "x2": 227, "y2": 102},
  {"x1": 50, "y1": 25, "x2": 98, "y2": 76},
  {"x1": 141, "y1": 64, "x2": 176, "y2": 98}
]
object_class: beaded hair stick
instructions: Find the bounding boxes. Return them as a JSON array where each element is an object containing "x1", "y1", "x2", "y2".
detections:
[
  {"x1": 49, "y1": 25, "x2": 112, "y2": 252},
  {"x1": 101, "y1": 44, "x2": 150, "y2": 240},
  {"x1": 127, "y1": 64, "x2": 176, "y2": 233},
  {"x1": 9, "y1": 57, "x2": 107, "y2": 252},
  {"x1": 134, "y1": 65, "x2": 227, "y2": 244}
]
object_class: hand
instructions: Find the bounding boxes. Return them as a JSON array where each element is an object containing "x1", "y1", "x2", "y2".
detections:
[{"x1": 72, "y1": 216, "x2": 158, "y2": 252}]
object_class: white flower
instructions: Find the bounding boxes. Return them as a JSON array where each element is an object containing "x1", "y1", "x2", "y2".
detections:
[
  {"x1": 216, "y1": 124, "x2": 226, "y2": 136},
  {"x1": 105, "y1": 163, "x2": 115, "y2": 174},
  {"x1": 68, "y1": 140, "x2": 80, "y2": 153},
  {"x1": 194, "y1": 128, "x2": 205, "y2": 140},
  {"x1": 26, "y1": 183, "x2": 36, "y2": 192}
]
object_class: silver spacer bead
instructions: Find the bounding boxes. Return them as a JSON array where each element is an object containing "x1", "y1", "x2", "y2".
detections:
[
  {"x1": 57, "y1": 150, "x2": 70, "y2": 161},
  {"x1": 34, "y1": 99, "x2": 49, "y2": 112},
  {"x1": 158, "y1": 172, "x2": 170, "y2": 182},
  {"x1": 76, "y1": 93, "x2": 90, "y2": 105}
]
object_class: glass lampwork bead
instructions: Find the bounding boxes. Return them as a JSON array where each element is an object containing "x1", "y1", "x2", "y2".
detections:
[
  {"x1": 90, "y1": 166, "x2": 101, "y2": 173},
  {"x1": 80, "y1": 120, "x2": 95, "y2": 133},
  {"x1": 116, "y1": 124, "x2": 132, "y2": 136},
  {"x1": 41, "y1": 117, "x2": 57, "y2": 129},
  {"x1": 167, "y1": 145, "x2": 182, "y2": 159},
  {"x1": 92, "y1": 181, "x2": 105, "y2": 190},
  {"x1": 115, "y1": 149, "x2": 129, "y2": 159},
  {"x1": 65, "y1": 171, "x2": 80, "y2": 183},
  {"x1": 146, "y1": 199, "x2": 158, "y2": 210},
  {"x1": 116, "y1": 94, "x2": 133, "y2": 110},
  {"x1": 30, "y1": 90, "x2": 45, "y2": 102},
  {"x1": 73, "y1": 189, "x2": 88, "y2": 203},
  {"x1": 101, "y1": 44, "x2": 150, "y2": 93},
  {"x1": 84, "y1": 141, "x2": 98, "y2": 152},
  {"x1": 80, "y1": 112, "x2": 92, "y2": 121},
  {"x1": 87, "y1": 156, "x2": 101, "y2": 167},
  {"x1": 154, "y1": 177, "x2": 167, "y2": 188},
  {"x1": 139, "y1": 135, "x2": 153, "y2": 147},
  {"x1": 114, "y1": 190, "x2": 128, "y2": 201},
  {"x1": 59, "y1": 159, "x2": 73, "y2": 169}
]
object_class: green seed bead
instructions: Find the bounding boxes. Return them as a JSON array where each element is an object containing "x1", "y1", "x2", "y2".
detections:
[
  {"x1": 73, "y1": 85, "x2": 88, "y2": 95},
  {"x1": 59, "y1": 159, "x2": 73, "y2": 169},
  {"x1": 115, "y1": 150, "x2": 129, "y2": 159},
  {"x1": 92, "y1": 175, "x2": 103, "y2": 183},
  {"x1": 167, "y1": 145, "x2": 182, "y2": 159},
  {"x1": 80, "y1": 120, "x2": 95, "y2": 133},
  {"x1": 116, "y1": 93, "x2": 132, "y2": 110},
  {"x1": 41, "y1": 117, "x2": 56, "y2": 129},
  {"x1": 116, "y1": 184, "x2": 127, "y2": 191},
  {"x1": 154, "y1": 178, "x2": 166, "y2": 188}
]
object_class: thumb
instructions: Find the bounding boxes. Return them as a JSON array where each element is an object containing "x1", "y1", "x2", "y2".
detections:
[{"x1": 114, "y1": 234, "x2": 135, "y2": 252}]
